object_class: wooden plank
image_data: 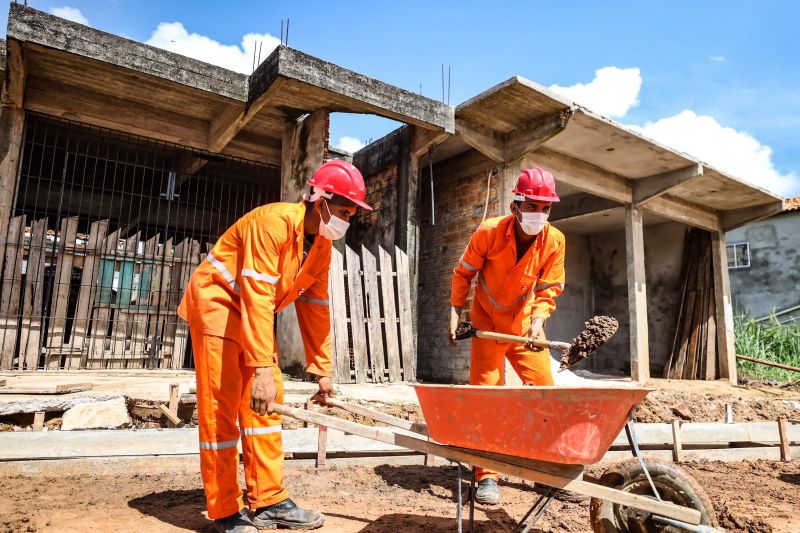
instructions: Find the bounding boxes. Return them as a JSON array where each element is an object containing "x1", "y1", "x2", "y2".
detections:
[
  {"x1": 316, "y1": 425, "x2": 328, "y2": 469},
  {"x1": 167, "y1": 383, "x2": 180, "y2": 428},
  {"x1": 88, "y1": 228, "x2": 122, "y2": 365},
  {"x1": 345, "y1": 245, "x2": 368, "y2": 384},
  {"x1": 326, "y1": 398, "x2": 428, "y2": 436},
  {"x1": 395, "y1": 246, "x2": 415, "y2": 381},
  {"x1": 272, "y1": 403, "x2": 701, "y2": 525},
  {"x1": 74, "y1": 220, "x2": 109, "y2": 368},
  {"x1": 158, "y1": 404, "x2": 181, "y2": 426},
  {"x1": 21, "y1": 219, "x2": 48, "y2": 370},
  {"x1": 610, "y1": 422, "x2": 800, "y2": 447},
  {"x1": 379, "y1": 247, "x2": 402, "y2": 382},
  {"x1": 46, "y1": 217, "x2": 80, "y2": 368},
  {"x1": 0, "y1": 383, "x2": 93, "y2": 395},
  {"x1": 1, "y1": 214, "x2": 25, "y2": 369},
  {"x1": 110, "y1": 234, "x2": 139, "y2": 367},
  {"x1": 711, "y1": 231, "x2": 737, "y2": 384},
  {"x1": 329, "y1": 247, "x2": 351, "y2": 383},
  {"x1": 171, "y1": 239, "x2": 199, "y2": 369},
  {"x1": 625, "y1": 206, "x2": 649, "y2": 383},
  {"x1": 361, "y1": 246, "x2": 385, "y2": 383},
  {"x1": 779, "y1": 418, "x2": 791, "y2": 461},
  {"x1": 671, "y1": 420, "x2": 683, "y2": 462}
]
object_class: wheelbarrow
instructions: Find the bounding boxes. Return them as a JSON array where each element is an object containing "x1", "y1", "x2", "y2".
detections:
[{"x1": 271, "y1": 385, "x2": 721, "y2": 532}]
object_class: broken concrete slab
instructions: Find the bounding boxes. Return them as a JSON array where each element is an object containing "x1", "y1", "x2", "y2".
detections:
[
  {"x1": 0, "y1": 393, "x2": 122, "y2": 416},
  {"x1": 61, "y1": 397, "x2": 131, "y2": 430}
]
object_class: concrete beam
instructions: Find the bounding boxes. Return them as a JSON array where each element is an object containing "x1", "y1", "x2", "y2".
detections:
[
  {"x1": 8, "y1": 3, "x2": 247, "y2": 100},
  {"x1": 251, "y1": 46, "x2": 454, "y2": 133},
  {"x1": 411, "y1": 127, "x2": 449, "y2": 159},
  {"x1": 0, "y1": 39, "x2": 26, "y2": 241},
  {"x1": 504, "y1": 109, "x2": 572, "y2": 163},
  {"x1": 642, "y1": 195, "x2": 719, "y2": 233},
  {"x1": 720, "y1": 201, "x2": 784, "y2": 231},
  {"x1": 550, "y1": 193, "x2": 621, "y2": 222},
  {"x1": 633, "y1": 164, "x2": 704, "y2": 205},
  {"x1": 455, "y1": 119, "x2": 505, "y2": 163}
]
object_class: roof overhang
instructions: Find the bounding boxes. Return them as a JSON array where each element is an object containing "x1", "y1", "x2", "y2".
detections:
[
  {"x1": 5, "y1": 3, "x2": 454, "y2": 168},
  {"x1": 450, "y1": 76, "x2": 784, "y2": 234}
]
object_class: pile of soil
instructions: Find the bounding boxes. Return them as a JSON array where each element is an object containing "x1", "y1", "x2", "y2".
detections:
[
  {"x1": 634, "y1": 389, "x2": 799, "y2": 422},
  {"x1": 0, "y1": 460, "x2": 796, "y2": 532}
]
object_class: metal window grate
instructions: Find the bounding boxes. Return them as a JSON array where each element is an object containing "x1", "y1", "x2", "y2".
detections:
[{"x1": 0, "y1": 113, "x2": 280, "y2": 370}]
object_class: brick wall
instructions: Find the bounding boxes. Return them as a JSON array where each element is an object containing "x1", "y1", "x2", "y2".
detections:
[{"x1": 417, "y1": 149, "x2": 499, "y2": 383}]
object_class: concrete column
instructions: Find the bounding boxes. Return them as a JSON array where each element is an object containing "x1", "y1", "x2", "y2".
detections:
[
  {"x1": 625, "y1": 205, "x2": 650, "y2": 383},
  {"x1": 277, "y1": 110, "x2": 328, "y2": 376},
  {"x1": 711, "y1": 230, "x2": 737, "y2": 384}
]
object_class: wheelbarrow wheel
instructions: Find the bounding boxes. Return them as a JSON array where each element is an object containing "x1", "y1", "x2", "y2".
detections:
[{"x1": 589, "y1": 457, "x2": 718, "y2": 532}]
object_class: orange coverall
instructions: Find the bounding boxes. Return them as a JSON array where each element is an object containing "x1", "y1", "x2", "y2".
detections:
[
  {"x1": 178, "y1": 201, "x2": 332, "y2": 519},
  {"x1": 451, "y1": 214, "x2": 565, "y2": 481}
]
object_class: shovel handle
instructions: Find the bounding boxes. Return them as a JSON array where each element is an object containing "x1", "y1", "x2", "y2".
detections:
[{"x1": 475, "y1": 330, "x2": 570, "y2": 352}]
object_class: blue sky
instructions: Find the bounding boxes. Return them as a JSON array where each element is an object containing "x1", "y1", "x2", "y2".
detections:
[{"x1": 3, "y1": 1, "x2": 799, "y2": 196}]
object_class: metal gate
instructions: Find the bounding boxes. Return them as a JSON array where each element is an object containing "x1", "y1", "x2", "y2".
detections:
[{"x1": 0, "y1": 113, "x2": 280, "y2": 370}]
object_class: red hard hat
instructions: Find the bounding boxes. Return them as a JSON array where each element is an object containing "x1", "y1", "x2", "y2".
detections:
[
  {"x1": 307, "y1": 160, "x2": 373, "y2": 210},
  {"x1": 512, "y1": 167, "x2": 560, "y2": 202}
]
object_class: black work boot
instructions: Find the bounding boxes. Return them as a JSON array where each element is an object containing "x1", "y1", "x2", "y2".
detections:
[
  {"x1": 252, "y1": 498, "x2": 325, "y2": 530},
  {"x1": 475, "y1": 478, "x2": 501, "y2": 505},
  {"x1": 214, "y1": 509, "x2": 258, "y2": 533}
]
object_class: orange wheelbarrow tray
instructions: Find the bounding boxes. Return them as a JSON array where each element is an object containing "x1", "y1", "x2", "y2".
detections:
[{"x1": 272, "y1": 385, "x2": 718, "y2": 532}]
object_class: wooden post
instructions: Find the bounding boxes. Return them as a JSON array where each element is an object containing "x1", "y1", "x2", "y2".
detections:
[
  {"x1": 625, "y1": 205, "x2": 650, "y2": 383},
  {"x1": 329, "y1": 247, "x2": 352, "y2": 383},
  {"x1": 346, "y1": 245, "x2": 369, "y2": 383},
  {"x1": 711, "y1": 230, "x2": 737, "y2": 384},
  {"x1": 32, "y1": 411, "x2": 45, "y2": 432},
  {"x1": 167, "y1": 383, "x2": 180, "y2": 428},
  {"x1": 778, "y1": 418, "x2": 791, "y2": 462},
  {"x1": 361, "y1": 246, "x2": 385, "y2": 382},
  {"x1": 671, "y1": 419, "x2": 684, "y2": 462},
  {"x1": 316, "y1": 424, "x2": 328, "y2": 469},
  {"x1": 379, "y1": 247, "x2": 402, "y2": 382}
]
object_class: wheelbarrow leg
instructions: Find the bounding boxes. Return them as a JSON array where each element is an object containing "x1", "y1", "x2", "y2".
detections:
[
  {"x1": 624, "y1": 410, "x2": 662, "y2": 501},
  {"x1": 511, "y1": 487, "x2": 553, "y2": 533},
  {"x1": 456, "y1": 462, "x2": 463, "y2": 533},
  {"x1": 468, "y1": 466, "x2": 475, "y2": 533}
]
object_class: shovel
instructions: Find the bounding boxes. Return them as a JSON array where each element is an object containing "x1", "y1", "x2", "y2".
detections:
[{"x1": 454, "y1": 315, "x2": 619, "y2": 371}]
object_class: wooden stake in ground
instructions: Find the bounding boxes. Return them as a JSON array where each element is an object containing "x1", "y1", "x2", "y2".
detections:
[
  {"x1": 778, "y1": 418, "x2": 791, "y2": 462},
  {"x1": 33, "y1": 411, "x2": 45, "y2": 432},
  {"x1": 672, "y1": 420, "x2": 684, "y2": 463},
  {"x1": 167, "y1": 383, "x2": 180, "y2": 428}
]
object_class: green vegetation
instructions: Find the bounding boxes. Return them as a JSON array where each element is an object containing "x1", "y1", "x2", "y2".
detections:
[{"x1": 734, "y1": 314, "x2": 800, "y2": 382}]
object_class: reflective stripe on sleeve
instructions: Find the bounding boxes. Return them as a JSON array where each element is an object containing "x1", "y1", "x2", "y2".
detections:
[
  {"x1": 459, "y1": 256, "x2": 479, "y2": 272},
  {"x1": 296, "y1": 296, "x2": 330, "y2": 306},
  {"x1": 535, "y1": 282, "x2": 564, "y2": 293},
  {"x1": 207, "y1": 252, "x2": 239, "y2": 293},
  {"x1": 241, "y1": 269, "x2": 279, "y2": 285},
  {"x1": 199, "y1": 438, "x2": 239, "y2": 451},
  {"x1": 241, "y1": 425, "x2": 283, "y2": 437}
]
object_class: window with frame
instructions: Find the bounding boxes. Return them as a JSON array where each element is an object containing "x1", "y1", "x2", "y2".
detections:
[{"x1": 726, "y1": 242, "x2": 750, "y2": 269}]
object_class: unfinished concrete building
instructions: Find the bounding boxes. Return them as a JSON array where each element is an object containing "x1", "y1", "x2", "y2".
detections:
[{"x1": 0, "y1": 4, "x2": 783, "y2": 384}]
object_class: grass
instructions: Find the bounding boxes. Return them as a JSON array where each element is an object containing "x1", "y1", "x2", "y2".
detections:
[{"x1": 735, "y1": 313, "x2": 800, "y2": 382}]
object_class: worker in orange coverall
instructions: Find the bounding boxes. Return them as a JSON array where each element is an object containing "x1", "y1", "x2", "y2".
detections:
[
  {"x1": 178, "y1": 160, "x2": 372, "y2": 532},
  {"x1": 448, "y1": 167, "x2": 565, "y2": 505}
]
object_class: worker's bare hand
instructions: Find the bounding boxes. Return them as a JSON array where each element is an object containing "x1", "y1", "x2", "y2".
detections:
[
  {"x1": 250, "y1": 367, "x2": 277, "y2": 416},
  {"x1": 448, "y1": 306, "x2": 463, "y2": 346},
  {"x1": 525, "y1": 317, "x2": 546, "y2": 352},
  {"x1": 311, "y1": 375, "x2": 335, "y2": 406}
]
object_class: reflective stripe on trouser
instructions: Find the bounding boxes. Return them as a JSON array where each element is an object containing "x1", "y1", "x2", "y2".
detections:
[
  {"x1": 469, "y1": 333, "x2": 554, "y2": 483},
  {"x1": 192, "y1": 330, "x2": 288, "y2": 520}
]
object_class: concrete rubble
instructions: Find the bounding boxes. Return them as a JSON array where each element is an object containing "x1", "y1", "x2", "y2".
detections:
[{"x1": 61, "y1": 396, "x2": 131, "y2": 430}]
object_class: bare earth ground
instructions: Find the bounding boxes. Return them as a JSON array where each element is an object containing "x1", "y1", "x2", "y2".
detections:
[{"x1": 0, "y1": 460, "x2": 797, "y2": 533}]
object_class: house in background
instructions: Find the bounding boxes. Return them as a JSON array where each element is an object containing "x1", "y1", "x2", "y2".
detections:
[{"x1": 726, "y1": 197, "x2": 800, "y2": 321}]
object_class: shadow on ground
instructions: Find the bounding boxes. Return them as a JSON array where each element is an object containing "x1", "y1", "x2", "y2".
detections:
[{"x1": 128, "y1": 488, "x2": 210, "y2": 531}]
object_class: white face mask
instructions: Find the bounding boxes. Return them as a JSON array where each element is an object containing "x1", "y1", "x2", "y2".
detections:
[
  {"x1": 318, "y1": 200, "x2": 350, "y2": 241},
  {"x1": 516, "y1": 210, "x2": 549, "y2": 235}
]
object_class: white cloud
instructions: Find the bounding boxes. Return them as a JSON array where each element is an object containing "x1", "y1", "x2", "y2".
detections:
[
  {"x1": 549, "y1": 67, "x2": 642, "y2": 118},
  {"x1": 709, "y1": 55, "x2": 727, "y2": 63},
  {"x1": 334, "y1": 136, "x2": 366, "y2": 154},
  {"x1": 50, "y1": 6, "x2": 89, "y2": 26},
  {"x1": 145, "y1": 22, "x2": 280, "y2": 74},
  {"x1": 632, "y1": 111, "x2": 799, "y2": 195}
]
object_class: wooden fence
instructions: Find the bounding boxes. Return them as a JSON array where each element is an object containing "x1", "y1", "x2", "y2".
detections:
[
  {"x1": 0, "y1": 215, "x2": 200, "y2": 370},
  {"x1": 329, "y1": 245, "x2": 416, "y2": 383}
]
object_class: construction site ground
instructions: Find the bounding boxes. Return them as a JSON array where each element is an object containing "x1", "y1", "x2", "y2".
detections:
[
  {"x1": 0, "y1": 458, "x2": 797, "y2": 533},
  {"x1": 1, "y1": 370, "x2": 799, "y2": 532}
]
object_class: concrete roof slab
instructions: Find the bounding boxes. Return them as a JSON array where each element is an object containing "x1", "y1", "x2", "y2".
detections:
[{"x1": 251, "y1": 46, "x2": 454, "y2": 132}]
